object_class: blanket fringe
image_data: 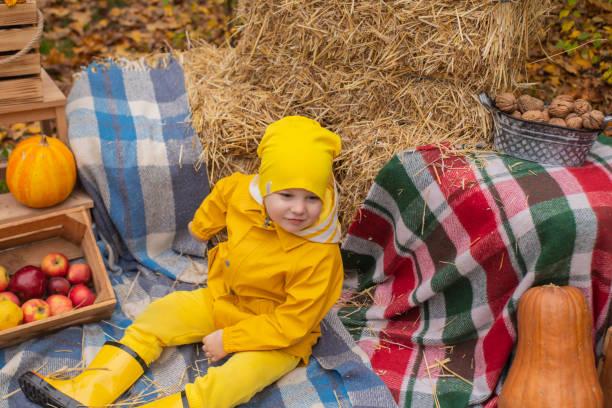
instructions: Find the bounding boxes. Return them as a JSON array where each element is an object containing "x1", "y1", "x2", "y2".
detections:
[{"x1": 73, "y1": 54, "x2": 180, "y2": 79}]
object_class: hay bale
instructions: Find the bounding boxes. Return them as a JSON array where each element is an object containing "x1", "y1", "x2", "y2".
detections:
[
  {"x1": 182, "y1": 0, "x2": 552, "y2": 235},
  {"x1": 183, "y1": 43, "x2": 491, "y2": 232},
  {"x1": 233, "y1": 0, "x2": 550, "y2": 90}
]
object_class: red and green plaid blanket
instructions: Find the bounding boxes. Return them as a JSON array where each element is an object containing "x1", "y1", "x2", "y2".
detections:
[{"x1": 339, "y1": 134, "x2": 612, "y2": 408}]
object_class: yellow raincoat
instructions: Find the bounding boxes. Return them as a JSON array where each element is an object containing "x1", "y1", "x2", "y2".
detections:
[{"x1": 189, "y1": 172, "x2": 344, "y2": 364}]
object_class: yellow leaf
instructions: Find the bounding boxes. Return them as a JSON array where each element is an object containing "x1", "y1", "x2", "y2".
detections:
[
  {"x1": 561, "y1": 20, "x2": 575, "y2": 32},
  {"x1": 573, "y1": 54, "x2": 592, "y2": 70},
  {"x1": 45, "y1": 48, "x2": 65, "y2": 65},
  {"x1": 569, "y1": 30, "x2": 580, "y2": 39},
  {"x1": 10, "y1": 123, "x2": 25, "y2": 132},
  {"x1": 71, "y1": 11, "x2": 91, "y2": 25},
  {"x1": 543, "y1": 64, "x2": 558, "y2": 74},
  {"x1": 114, "y1": 44, "x2": 131, "y2": 55},
  {"x1": 559, "y1": 9, "x2": 570, "y2": 18},
  {"x1": 127, "y1": 30, "x2": 146, "y2": 43},
  {"x1": 26, "y1": 125, "x2": 41, "y2": 134},
  {"x1": 109, "y1": 8, "x2": 123, "y2": 18},
  {"x1": 69, "y1": 21, "x2": 85, "y2": 36}
]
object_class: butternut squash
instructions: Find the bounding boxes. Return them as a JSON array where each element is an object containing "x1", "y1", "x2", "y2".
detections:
[{"x1": 499, "y1": 284, "x2": 603, "y2": 408}]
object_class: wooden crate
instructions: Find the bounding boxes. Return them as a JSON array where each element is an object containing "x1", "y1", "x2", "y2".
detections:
[
  {"x1": 0, "y1": 207, "x2": 116, "y2": 349},
  {"x1": 0, "y1": 0, "x2": 42, "y2": 105}
]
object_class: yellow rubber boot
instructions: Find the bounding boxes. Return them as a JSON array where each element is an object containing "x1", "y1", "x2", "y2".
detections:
[
  {"x1": 134, "y1": 391, "x2": 189, "y2": 407},
  {"x1": 19, "y1": 341, "x2": 147, "y2": 408}
]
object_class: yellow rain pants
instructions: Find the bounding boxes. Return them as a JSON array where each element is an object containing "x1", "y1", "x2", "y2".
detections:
[{"x1": 120, "y1": 288, "x2": 300, "y2": 408}]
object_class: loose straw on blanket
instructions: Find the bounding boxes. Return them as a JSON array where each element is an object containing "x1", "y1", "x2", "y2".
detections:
[
  {"x1": 2, "y1": 389, "x2": 20, "y2": 400},
  {"x1": 423, "y1": 352, "x2": 441, "y2": 408},
  {"x1": 435, "y1": 358, "x2": 474, "y2": 386}
]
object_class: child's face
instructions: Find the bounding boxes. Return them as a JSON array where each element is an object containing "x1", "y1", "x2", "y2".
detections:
[{"x1": 263, "y1": 188, "x2": 322, "y2": 233}]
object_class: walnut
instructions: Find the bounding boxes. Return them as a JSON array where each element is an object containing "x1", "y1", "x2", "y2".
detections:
[
  {"x1": 511, "y1": 110, "x2": 522, "y2": 118},
  {"x1": 522, "y1": 110, "x2": 547, "y2": 122},
  {"x1": 541, "y1": 109, "x2": 550, "y2": 122},
  {"x1": 548, "y1": 96, "x2": 574, "y2": 118},
  {"x1": 565, "y1": 113, "x2": 583, "y2": 129},
  {"x1": 495, "y1": 93, "x2": 518, "y2": 113},
  {"x1": 517, "y1": 95, "x2": 545, "y2": 113},
  {"x1": 574, "y1": 99, "x2": 593, "y2": 116},
  {"x1": 553, "y1": 94, "x2": 574, "y2": 104},
  {"x1": 549, "y1": 117, "x2": 567, "y2": 127},
  {"x1": 582, "y1": 110, "x2": 605, "y2": 130}
]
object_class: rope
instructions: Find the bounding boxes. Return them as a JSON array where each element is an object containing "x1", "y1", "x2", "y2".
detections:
[{"x1": 0, "y1": 9, "x2": 44, "y2": 66}]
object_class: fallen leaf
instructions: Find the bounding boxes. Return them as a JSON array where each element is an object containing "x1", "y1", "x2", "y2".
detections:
[
  {"x1": 26, "y1": 125, "x2": 41, "y2": 134},
  {"x1": 109, "y1": 8, "x2": 123, "y2": 18},
  {"x1": 572, "y1": 53, "x2": 593, "y2": 70},
  {"x1": 69, "y1": 21, "x2": 85, "y2": 37}
]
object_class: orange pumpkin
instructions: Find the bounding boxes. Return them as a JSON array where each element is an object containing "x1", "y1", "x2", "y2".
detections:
[
  {"x1": 6, "y1": 135, "x2": 76, "y2": 208},
  {"x1": 499, "y1": 284, "x2": 603, "y2": 408}
]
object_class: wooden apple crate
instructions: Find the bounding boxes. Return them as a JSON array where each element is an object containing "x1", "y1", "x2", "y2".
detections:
[
  {"x1": 0, "y1": 193, "x2": 116, "y2": 349},
  {"x1": 0, "y1": 0, "x2": 42, "y2": 105}
]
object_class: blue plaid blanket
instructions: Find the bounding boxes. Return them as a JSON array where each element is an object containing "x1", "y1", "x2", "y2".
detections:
[
  {"x1": 65, "y1": 57, "x2": 209, "y2": 283},
  {"x1": 0, "y1": 58, "x2": 396, "y2": 408}
]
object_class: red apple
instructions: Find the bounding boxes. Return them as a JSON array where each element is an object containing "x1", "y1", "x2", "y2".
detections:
[
  {"x1": 47, "y1": 277, "x2": 71, "y2": 296},
  {"x1": 0, "y1": 291, "x2": 20, "y2": 306},
  {"x1": 8, "y1": 265, "x2": 46, "y2": 302},
  {"x1": 66, "y1": 264, "x2": 91, "y2": 285},
  {"x1": 40, "y1": 253, "x2": 69, "y2": 277},
  {"x1": 22, "y1": 298, "x2": 51, "y2": 323},
  {"x1": 69, "y1": 284, "x2": 95, "y2": 308},
  {"x1": 46, "y1": 294, "x2": 73, "y2": 316},
  {"x1": 0, "y1": 265, "x2": 9, "y2": 292}
]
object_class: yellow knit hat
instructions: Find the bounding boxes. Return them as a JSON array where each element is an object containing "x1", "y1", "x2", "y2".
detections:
[{"x1": 257, "y1": 116, "x2": 341, "y2": 199}]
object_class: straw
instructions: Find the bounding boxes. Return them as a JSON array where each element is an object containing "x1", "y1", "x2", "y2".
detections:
[{"x1": 179, "y1": 0, "x2": 551, "y2": 236}]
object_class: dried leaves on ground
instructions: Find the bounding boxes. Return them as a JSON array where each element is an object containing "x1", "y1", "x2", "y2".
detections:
[{"x1": 520, "y1": 0, "x2": 612, "y2": 113}]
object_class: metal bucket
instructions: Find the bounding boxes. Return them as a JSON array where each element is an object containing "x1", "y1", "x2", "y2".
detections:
[{"x1": 479, "y1": 93, "x2": 612, "y2": 167}]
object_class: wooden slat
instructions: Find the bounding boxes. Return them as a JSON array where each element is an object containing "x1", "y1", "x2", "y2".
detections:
[
  {"x1": 0, "y1": 299, "x2": 115, "y2": 349},
  {"x1": 0, "y1": 224, "x2": 64, "y2": 250},
  {"x1": 0, "y1": 214, "x2": 85, "y2": 250},
  {"x1": 0, "y1": 69, "x2": 65, "y2": 117},
  {"x1": 0, "y1": 214, "x2": 83, "y2": 247},
  {"x1": 0, "y1": 0, "x2": 37, "y2": 26},
  {"x1": 0, "y1": 52, "x2": 40, "y2": 78},
  {"x1": 0, "y1": 75, "x2": 42, "y2": 105},
  {"x1": 0, "y1": 189, "x2": 93, "y2": 225},
  {"x1": 0, "y1": 26, "x2": 39, "y2": 53},
  {"x1": 0, "y1": 236, "x2": 83, "y2": 272}
]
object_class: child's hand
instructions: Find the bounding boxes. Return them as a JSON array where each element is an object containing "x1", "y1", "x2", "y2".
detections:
[{"x1": 202, "y1": 329, "x2": 227, "y2": 362}]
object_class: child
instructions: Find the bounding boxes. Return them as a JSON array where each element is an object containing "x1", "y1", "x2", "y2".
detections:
[{"x1": 19, "y1": 116, "x2": 344, "y2": 408}]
